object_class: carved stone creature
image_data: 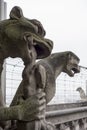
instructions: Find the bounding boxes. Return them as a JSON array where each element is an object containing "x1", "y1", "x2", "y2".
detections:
[
  {"x1": 0, "y1": 6, "x2": 53, "y2": 129},
  {"x1": 0, "y1": 6, "x2": 53, "y2": 60},
  {"x1": 8, "y1": 51, "x2": 80, "y2": 130},
  {"x1": 0, "y1": 6, "x2": 53, "y2": 106},
  {"x1": 0, "y1": 49, "x2": 80, "y2": 129},
  {"x1": 11, "y1": 51, "x2": 80, "y2": 106},
  {"x1": 0, "y1": 6, "x2": 80, "y2": 130},
  {"x1": 76, "y1": 87, "x2": 87, "y2": 101}
]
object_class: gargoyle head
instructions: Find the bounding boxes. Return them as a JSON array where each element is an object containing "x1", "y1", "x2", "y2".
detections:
[
  {"x1": 63, "y1": 51, "x2": 80, "y2": 77},
  {"x1": 9, "y1": 6, "x2": 53, "y2": 59},
  {"x1": 76, "y1": 87, "x2": 82, "y2": 92}
]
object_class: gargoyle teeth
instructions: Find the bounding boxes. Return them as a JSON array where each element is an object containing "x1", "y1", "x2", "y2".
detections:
[
  {"x1": 71, "y1": 69, "x2": 75, "y2": 74},
  {"x1": 70, "y1": 70, "x2": 74, "y2": 76},
  {"x1": 72, "y1": 67, "x2": 80, "y2": 73}
]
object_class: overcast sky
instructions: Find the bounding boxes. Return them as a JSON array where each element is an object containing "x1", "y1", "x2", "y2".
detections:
[{"x1": 5, "y1": 0, "x2": 87, "y2": 67}]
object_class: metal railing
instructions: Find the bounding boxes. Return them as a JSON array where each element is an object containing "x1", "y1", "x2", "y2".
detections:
[{"x1": 5, "y1": 57, "x2": 87, "y2": 106}]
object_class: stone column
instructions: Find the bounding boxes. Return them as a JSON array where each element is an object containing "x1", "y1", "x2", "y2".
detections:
[
  {"x1": 0, "y1": 2, "x2": 7, "y2": 130},
  {"x1": 0, "y1": 0, "x2": 7, "y2": 104},
  {"x1": 0, "y1": 0, "x2": 4, "y2": 20}
]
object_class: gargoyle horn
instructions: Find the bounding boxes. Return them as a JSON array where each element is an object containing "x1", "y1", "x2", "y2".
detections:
[{"x1": 10, "y1": 6, "x2": 23, "y2": 19}]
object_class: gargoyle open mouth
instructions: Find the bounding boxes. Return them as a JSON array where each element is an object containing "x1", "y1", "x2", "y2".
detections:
[
  {"x1": 34, "y1": 39, "x2": 53, "y2": 59},
  {"x1": 24, "y1": 32, "x2": 53, "y2": 59},
  {"x1": 68, "y1": 65, "x2": 80, "y2": 77}
]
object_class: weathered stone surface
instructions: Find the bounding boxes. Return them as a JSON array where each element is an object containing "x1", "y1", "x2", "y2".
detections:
[
  {"x1": 0, "y1": 5, "x2": 53, "y2": 129},
  {"x1": 0, "y1": 5, "x2": 80, "y2": 130},
  {"x1": 11, "y1": 51, "x2": 80, "y2": 106}
]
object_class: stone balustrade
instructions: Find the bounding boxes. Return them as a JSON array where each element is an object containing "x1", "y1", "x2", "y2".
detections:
[{"x1": 46, "y1": 106, "x2": 87, "y2": 130}]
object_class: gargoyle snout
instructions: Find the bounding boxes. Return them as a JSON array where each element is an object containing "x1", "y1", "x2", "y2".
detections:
[
  {"x1": 75, "y1": 65, "x2": 80, "y2": 73},
  {"x1": 76, "y1": 87, "x2": 81, "y2": 91}
]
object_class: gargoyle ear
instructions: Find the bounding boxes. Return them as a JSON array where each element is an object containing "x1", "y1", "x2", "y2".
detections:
[
  {"x1": 67, "y1": 51, "x2": 71, "y2": 60},
  {"x1": 10, "y1": 6, "x2": 23, "y2": 19}
]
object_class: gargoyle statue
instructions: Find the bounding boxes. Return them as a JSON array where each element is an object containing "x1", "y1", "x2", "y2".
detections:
[
  {"x1": 10, "y1": 51, "x2": 80, "y2": 130},
  {"x1": 0, "y1": 5, "x2": 80, "y2": 130},
  {"x1": 76, "y1": 87, "x2": 87, "y2": 101},
  {"x1": 0, "y1": 6, "x2": 53, "y2": 130},
  {"x1": 12, "y1": 51, "x2": 80, "y2": 105},
  {"x1": 0, "y1": 5, "x2": 53, "y2": 105}
]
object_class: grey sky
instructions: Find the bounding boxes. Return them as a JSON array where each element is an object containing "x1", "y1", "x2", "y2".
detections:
[{"x1": 5, "y1": 0, "x2": 87, "y2": 67}]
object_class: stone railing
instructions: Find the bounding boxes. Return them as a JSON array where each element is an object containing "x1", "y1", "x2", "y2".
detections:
[{"x1": 46, "y1": 106, "x2": 87, "y2": 130}]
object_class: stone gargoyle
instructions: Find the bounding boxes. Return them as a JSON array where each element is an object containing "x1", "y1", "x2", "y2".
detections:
[
  {"x1": 11, "y1": 51, "x2": 80, "y2": 105},
  {"x1": 0, "y1": 6, "x2": 53, "y2": 130},
  {"x1": 9, "y1": 51, "x2": 80, "y2": 130},
  {"x1": 0, "y1": 6, "x2": 80, "y2": 130},
  {"x1": 0, "y1": 51, "x2": 80, "y2": 130},
  {"x1": 76, "y1": 87, "x2": 87, "y2": 101},
  {"x1": 0, "y1": 5, "x2": 53, "y2": 105}
]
